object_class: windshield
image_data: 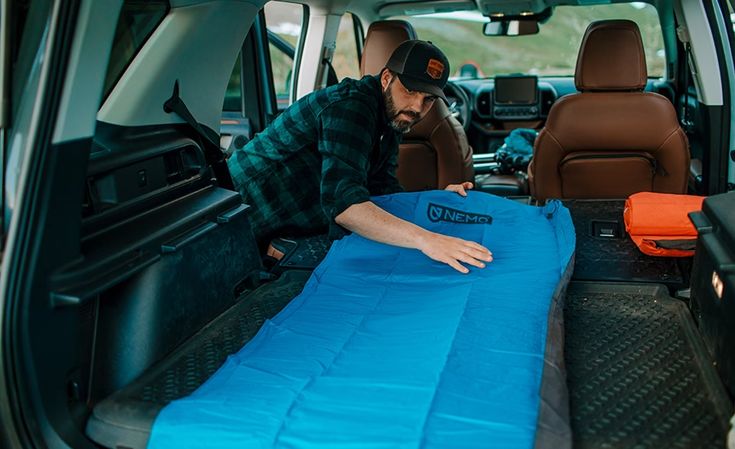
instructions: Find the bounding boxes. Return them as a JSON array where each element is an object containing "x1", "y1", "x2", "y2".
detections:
[{"x1": 394, "y1": 3, "x2": 664, "y2": 79}]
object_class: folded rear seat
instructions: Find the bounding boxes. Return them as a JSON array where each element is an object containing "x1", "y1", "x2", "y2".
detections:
[{"x1": 141, "y1": 190, "x2": 576, "y2": 449}]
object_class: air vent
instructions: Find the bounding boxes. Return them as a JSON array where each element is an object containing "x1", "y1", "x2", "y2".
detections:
[
  {"x1": 539, "y1": 86, "x2": 558, "y2": 117},
  {"x1": 476, "y1": 90, "x2": 492, "y2": 118}
]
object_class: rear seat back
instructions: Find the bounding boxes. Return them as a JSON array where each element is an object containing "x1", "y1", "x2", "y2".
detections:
[{"x1": 529, "y1": 20, "x2": 689, "y2": 200}]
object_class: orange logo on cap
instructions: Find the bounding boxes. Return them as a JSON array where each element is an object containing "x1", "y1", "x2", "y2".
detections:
[{"x1": 426, "y1": 59, "x2": 444, "y2": 79}]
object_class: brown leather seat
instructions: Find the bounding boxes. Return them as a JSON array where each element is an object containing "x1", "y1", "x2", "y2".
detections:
[
  {"x1": 360, "y1": 20, "x2": 474, "y2": 191},
  {"x1": 529, "y1": 20, "x2": 689, "y2": 200}
]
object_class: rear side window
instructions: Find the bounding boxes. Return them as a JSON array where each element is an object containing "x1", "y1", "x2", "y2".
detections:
[
  {"x1": 102, "y1": 0, "x2": 168, "y2": 100},
  {"x1": 223, "y1": 1, "x2": 305, "y2": 112},
  {"x1": 333, "y1": 13, "x2": 361, "y2": 81},
  {"x1": 265, "y1": 1, "x2": 305, "y2": 108},
  {"x1": 223, "y1": 53, "x2": 243, "y2": 112}
]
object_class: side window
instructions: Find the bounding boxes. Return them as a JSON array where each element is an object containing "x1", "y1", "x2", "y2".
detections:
[
  {"x1": 265, "y1": 2, "x2": 304, "y2": 109},
  {"x1": 223, "y1": 53, "x2": 242, "y2": 112},
  {"x1": 102, "y1": 1, "x2": 169, "y2": 101},
  {"x1": 333, "y1": 13, "x2": 361, "y2": 81},
  {"x1": 223, "y1": 2, "x2": 304, "y2": 113}
]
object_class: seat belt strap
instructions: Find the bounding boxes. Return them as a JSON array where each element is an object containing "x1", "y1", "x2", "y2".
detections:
[
  {"x1": 164, "y1": 80, "x2": 234, "y2": 189},
  {"x1": 676, "y1": 25, "x2": 694, "y2": 134}
]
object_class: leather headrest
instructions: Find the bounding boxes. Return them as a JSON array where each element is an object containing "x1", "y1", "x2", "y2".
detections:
[
  {"x1": 575, "y1": 20, "x2": 647, "y2": 91},
  {"x1": 360, "y1": 20, "x2": 417, "y2": 76}
]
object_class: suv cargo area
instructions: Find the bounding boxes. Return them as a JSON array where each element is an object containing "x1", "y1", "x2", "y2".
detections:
[{"x1": 2, "y1": 0, "x2": 735, "y2": 448}]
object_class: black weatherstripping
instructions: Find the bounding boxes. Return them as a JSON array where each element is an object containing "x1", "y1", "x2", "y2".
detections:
[
  {"x1": 249, "y1": 11, "x2": 279, "y2": 127},
  {"x1": 291, "y1": 5, "x2": 309, "y2": 108},
  {"x1": 703, "y1": 0, "x2": 733, "y2": 194},
  {"x1": 241, "y1": 14, "x2": 275, "y2": 133}
]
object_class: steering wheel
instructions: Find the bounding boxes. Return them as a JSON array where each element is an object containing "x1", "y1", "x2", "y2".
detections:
[{"x1": 443, "y1": 81, "x2": 471, "y2": 133}]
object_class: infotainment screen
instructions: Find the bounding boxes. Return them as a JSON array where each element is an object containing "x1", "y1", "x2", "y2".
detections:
[{"x1": 494, "y1": 76, "x2": 538, "y2": 105}]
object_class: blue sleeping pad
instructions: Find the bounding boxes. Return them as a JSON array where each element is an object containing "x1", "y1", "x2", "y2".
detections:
[{"x1": 147, "y1": 191, "x2": 575, "y2": 449}]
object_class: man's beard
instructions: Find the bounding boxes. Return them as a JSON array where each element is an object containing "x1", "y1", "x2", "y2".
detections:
[{"x1": 384, "y1": 83, "x2": 420, "y2": 133}]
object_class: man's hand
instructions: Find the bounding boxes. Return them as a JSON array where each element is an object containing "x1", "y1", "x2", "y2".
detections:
[
  {"x1": 445, "y1": 181, "x2": 474, "y2": 197},
  {"x1": 418, "y1": 232, "x2": 493, "y2": 274},
  {"x1": 336, "y1": 201, "x2": 493, "y2": 274}
]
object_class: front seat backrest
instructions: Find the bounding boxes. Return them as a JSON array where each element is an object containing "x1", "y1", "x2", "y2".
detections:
[
  {"x1": 360, "y1": 20, "x2": 474, "y2": 191},
  {"x1": 528, "y1": 20, "x2": 689, "y2": 200},
  {"x1": 360, "y1": 20, "x2": 416, "y2": 76}
]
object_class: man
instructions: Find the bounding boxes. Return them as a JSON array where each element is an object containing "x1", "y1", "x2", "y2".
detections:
[{"x1": 228, "y1": 40, "x2": 492, "y2": 273}]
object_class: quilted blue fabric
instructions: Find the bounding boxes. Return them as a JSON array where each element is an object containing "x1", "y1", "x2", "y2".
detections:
[{"x1": 148, "y1": 191, "x2": 575, "y2": 449}]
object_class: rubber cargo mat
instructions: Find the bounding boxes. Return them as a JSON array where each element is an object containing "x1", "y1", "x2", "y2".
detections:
[
  {"x1": 563, "y1": 200, "x2": 691, "y2": 288},
  {"x1": 86, "y1": 270, "x2": 312, "y2": 449},
  {"x1": 565, "y1": 282, "x2": 731, "y2": 449}
]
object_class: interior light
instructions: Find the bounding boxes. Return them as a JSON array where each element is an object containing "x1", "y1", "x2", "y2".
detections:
[{"x1": 520, "y1": 11, "x2": 533, "y2": 16}]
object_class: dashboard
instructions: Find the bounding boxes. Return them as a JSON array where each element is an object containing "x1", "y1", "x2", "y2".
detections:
[
  {"x1": 473, "y1": 76, "x2": 558, "y2": 121},
  {"x1": 451, "y1": 75, "x2": 675, "y2": 154}
]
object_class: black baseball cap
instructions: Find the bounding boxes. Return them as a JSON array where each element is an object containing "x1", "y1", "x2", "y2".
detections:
[{"x1": 385, "y1": 40, "x2": 450, "y2": 103}]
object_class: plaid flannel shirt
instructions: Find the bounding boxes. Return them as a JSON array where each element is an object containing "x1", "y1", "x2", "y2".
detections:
[{"x1": 227, "y1": 75, "x2": 404, "y2": 241}]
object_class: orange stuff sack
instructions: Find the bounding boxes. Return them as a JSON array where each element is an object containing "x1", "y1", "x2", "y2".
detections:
[{"x1": 624, "y1": 192, "x2": 705, "y2": 257}]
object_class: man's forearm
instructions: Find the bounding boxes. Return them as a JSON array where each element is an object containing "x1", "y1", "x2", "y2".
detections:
[
  {"x1": 334, "y1": 196, "x2": 492, "y2": 274},
  {"x1": 334, "y1": 201, "x2": 431, "y2": 250}
]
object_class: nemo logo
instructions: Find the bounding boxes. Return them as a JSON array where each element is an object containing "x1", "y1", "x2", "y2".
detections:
[
  {"x1": 426, "y1": 59, "x2": 444, "y2": 79},
  {"x1": 427, "y1": 203, "x2": 492, "y2": 225}
]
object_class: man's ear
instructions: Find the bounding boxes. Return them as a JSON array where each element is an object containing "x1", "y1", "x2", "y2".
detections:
[{"x1": 380, "y1": 69, "x2": 392, "y2": 91}]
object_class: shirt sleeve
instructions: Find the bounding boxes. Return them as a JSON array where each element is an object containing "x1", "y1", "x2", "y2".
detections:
[{"x1": 317, "y1": 100, "x2": 376, "y2": 224}]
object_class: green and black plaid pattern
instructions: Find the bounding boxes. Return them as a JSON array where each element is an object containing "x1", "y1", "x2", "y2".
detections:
[{"x1": 227, "y1": 75, "x2": 403, "y2": 241}]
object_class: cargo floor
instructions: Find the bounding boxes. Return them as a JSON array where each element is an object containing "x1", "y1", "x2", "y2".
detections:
[
  {"x1": 86, "y1": 270, "x2": 312, "y2": 449},
  {"x1": 565, "y1": 282, "x2": 732, "y2": 449},
  {"x1": 88, "y1": 275, "x2": 734, "y2": 449}
]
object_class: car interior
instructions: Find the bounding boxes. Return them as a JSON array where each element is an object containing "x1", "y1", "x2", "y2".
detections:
[{"x1": 2, "y1": 0, "x2": 735, "y2": 448}]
